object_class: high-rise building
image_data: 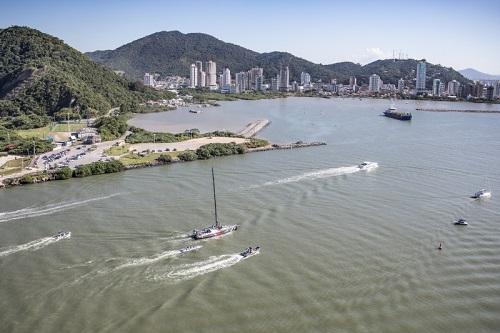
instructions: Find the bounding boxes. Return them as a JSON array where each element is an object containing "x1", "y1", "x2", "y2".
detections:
[
  {"x1": 222, "y1": 67, "x2": 231, "y2": 88},
  {"x1": 432, "y1": 79, "x2": 441, "y2": 96},
  {"x1": 301, "y1": 72, "x2": 311, "y2": 86},
  {"x1": 397, "y1": 78, "x2": 405, "y2": 93},
  {"x1": 279, "y1": 66, "x2": 290, "y2": 92},
  {"x1": 439, "y1": 82, "x2": 445, "y2": 96},
  {"x1": 143, "y1": 73, "x2": 155, "y2": 87},
  {"x1": 271, "y1": 77, "x2": 279, "y2": 91},
  {"x1": 369, "y1": 74, "x2": 381, "y2": 93},
  {"x1": 460, "y1": 83, "x2": 473, "y2": 98},
  {"x1": 349, "y1": 76, "x2": 357, "y2": 87},
  {"x1": 494, "y1": 81, "x2": 500, "y2": 97},
  {"x1": 416, "y1": 60, "x2": 427, "y2": 92},
  {"x1": 247, "y1": 67, "x2": 264, "y2": 90},
  {"x1": 235, "y1": 72, "x2": 248, "y2": 93},
  {"x1": 473, "y1": 82, "x2": 484, "y2": 98},
  {"x1": 205, "y1": 61, "x2": 217, "y2": 90},
  {"x1": 447, "y1": 80, "x2": 460, "y2": 96},
  {"x1": 195, "y1": 61, "x2": 205, "y2": 88},
  {"x1": 255, "y1": 75, "x2": 264, "y2": 91},
  {"x1": 485, "y1": 85, "x2": 494, "y2": 100},
  {"x1": 189, "y1": 64, "x2": 197, "y2": 88}
]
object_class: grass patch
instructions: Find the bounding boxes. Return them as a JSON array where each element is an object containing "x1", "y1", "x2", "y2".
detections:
[
  {"x1": 119, "y1": 151, "x2": 179, "y2": 166},
  {"x1": 0, "y1": 157, "x2": 31, "y2": 176},
  {"x1": 16, "y1": 123, "x2": 86, "y2": 139},
  {"x1": 104, "y1": 144, "x2": 130, "y2": 156}
]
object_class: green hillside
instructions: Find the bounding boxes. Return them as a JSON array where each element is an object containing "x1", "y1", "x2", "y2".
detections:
[{"x1": 0, "y1": 26, "x2": 171, "y2": 130}]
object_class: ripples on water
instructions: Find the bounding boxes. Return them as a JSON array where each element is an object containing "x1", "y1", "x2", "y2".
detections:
[{"x1": 1, "y1": 98, "x2": 500, "y2": 333}]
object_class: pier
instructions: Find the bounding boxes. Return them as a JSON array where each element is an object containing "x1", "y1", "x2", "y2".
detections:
[
  {"x1": 416, "y1": 108, "x2": 500, "y2": 114},
  {"x1": 237, "y1": 119, "x2": 270, "y2": 138}
]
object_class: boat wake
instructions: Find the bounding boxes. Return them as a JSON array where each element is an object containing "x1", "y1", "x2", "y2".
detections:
[
  {"x1": 0, "y1": 235, "x2": 70, "y2": 257},
  {"x1": 157, "y1": 252, "x2": 258, "y2": 281},
  {"x1": 0, "y1": 193, "x2": 120, "y2": 223},
  {"x1": 114, "y1": 245, "x2": 202, "y2": 270},
  {"x1": 261, "y1": 165, "x2": 362, "y2": 186}
]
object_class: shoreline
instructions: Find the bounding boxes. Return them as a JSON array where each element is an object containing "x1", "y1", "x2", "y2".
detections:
[{"x1": 0, "y1": 141, "x2": 326, "y2": 189}]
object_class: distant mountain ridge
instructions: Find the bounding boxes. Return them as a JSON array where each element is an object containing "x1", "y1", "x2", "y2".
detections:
[
  {"x1": 86, "y1": 30, "x2": 470, "y2": 86},
  {"x1": 459, "y1": 68, "x2": 500, "y2": 81}
]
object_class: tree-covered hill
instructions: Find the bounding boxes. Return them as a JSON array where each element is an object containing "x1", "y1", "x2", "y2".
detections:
[
  {"x1": 0, "y1": 26, "x2": 171, "y2": 129},
  {"x1": 86, "y1": 30, "x2": 470, "y2": 87}
]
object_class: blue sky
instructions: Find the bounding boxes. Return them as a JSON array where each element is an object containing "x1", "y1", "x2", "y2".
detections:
[{"x1": 1, "y1": 0, "x2": 500, "y2": 73}]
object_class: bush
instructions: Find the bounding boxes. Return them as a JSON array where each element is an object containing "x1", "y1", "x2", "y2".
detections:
[
  {"x1": 157, "y1": 154, "x2": 172, "y2": 164},
  {"x1": 55, "y1": 166, "x2": 73, "y2": 180},
  {"x1": 177, "y1": 150, "x2": 198, "y2": 161},
  {"x1": 195, "y1": 143, "x2": 246, "y2": 160},
  {"x1": 95, "y1": 116, "x2": 128, "y2": 141},
  {"x1": 245, "y1": 138, "x2": 269, "y2": 148},
  {"x1": 20, "y1": 175, "x2": 33, "y2": 184}
]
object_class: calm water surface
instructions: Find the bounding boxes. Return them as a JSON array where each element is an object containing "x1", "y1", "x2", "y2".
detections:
[{"x1": 1, "y1": 98, "x2": 500, "y2": 333}]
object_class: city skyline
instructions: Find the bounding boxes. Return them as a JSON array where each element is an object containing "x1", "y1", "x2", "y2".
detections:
[{"x1": 1, "y1": 0, "x2": 500, "y2": 74}]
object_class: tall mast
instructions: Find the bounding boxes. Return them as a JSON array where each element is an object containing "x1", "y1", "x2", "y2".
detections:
[{"x1": 212, "y1": 167, "x2": 219, "y2": 228}]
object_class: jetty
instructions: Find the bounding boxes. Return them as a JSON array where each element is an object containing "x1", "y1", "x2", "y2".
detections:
[
  {"x1": 416, "y1": 108, "x2": 500, "y2": 114},
  {"x1": 237, "y1": 119, "x2": 270, "y2": 138},
  {"x1": 248, "y1": 141, "x2": 326, "y2": 153}
]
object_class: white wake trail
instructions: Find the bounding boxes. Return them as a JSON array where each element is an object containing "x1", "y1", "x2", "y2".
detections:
[
  {"x1": 262, "y1": 165, "x2": 361, "y2": 186},
  {"x1": 115, "y1": 245, "x2": 202, "y2": 270},
  {"x1": 0, "y1": 193, "x2": 120, "y2": 223},
  {"x1": 0, "y1": 235, "x2": 70, "y2": 257},
  {"x1": 158, "y1": 252, "x2": 258, "y2": 281}
]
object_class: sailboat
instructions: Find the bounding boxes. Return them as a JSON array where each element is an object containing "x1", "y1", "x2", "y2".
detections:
[{"x1": 191, "y1": 168, "x2": 238, "y2": 240}]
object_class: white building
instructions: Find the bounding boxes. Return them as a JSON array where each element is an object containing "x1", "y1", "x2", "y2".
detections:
[
  {"x1": 189, "y1": 64, "x2": 197, "y2": 88},
  {"x1": 369, "y1": 74, "x2": 382, "y2": 93},
  {"x1": 222, "y1": 67, "x2": 231, "y2": 88},
  {"x1": 248, "y1": 67, "x2": 264, "y2": 90},
  {"x1": 195, "y1": 61, "x2": 204, "y2": 88},
  {"x1": 494, "y1": 81, "x2": 500, "y2": 97},
  {"x1": 279, "y1": 66, "x2": 290, "y2": 91},
  {"x1": 416, "y1": 60, "x2": 427, "y2": 92},
  {"x1": 143, "y1": 73, "x2": 155, "y2": 87},
  {"x1": 236, "y1": 72, "x2": 248, "y2": 93},
  {"x1": 205, "y1": 60, "x2": 217, "y2": 90},
  {"x1": 447, "y1": 80, "x2": 460, "y2": 96},
  {"x1": 397, "y1": 78, "x2": 405, "y2": 92},
  {"x1": 301, "y1": 72, "x2": 311, "y2": 86}
]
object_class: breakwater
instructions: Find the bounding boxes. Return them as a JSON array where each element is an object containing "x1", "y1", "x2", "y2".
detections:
[{"x1": 416, "y1": 108, "x2": 500, "y2": 113}]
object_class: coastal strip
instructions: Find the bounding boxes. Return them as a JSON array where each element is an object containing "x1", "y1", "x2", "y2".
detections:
[
  {"x1": 237, "y1": 119, "x2": 270, "y2": 138},
  {"x1": 416, "y1": 108, "x2": 500, "y2": 113},
  {"x1": 0, "y1": 141, "x2": 326, "y2": 189}
]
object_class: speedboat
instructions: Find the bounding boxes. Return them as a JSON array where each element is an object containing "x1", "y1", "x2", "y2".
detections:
[
  {"x1": 358, "y1": 161, "x2": 378, "y2": 170},
  {"x1": 470, "y1": 189, "x2": 491, "y2": 199},
  {"x1": 454, "y1": 219, "x2": 468, "y2": 226},
  {"x1": 189, "y1": 109, "x2": 202, "y2": 114},
  {"x1": 240, "y1": 246, "x2": 260, "y2": 258},
  {"x1": 178, "y1": 245, "x2": 199, "y2": 254},
  {"x1": 52, "y1": 230, "x2": 71, "y2": 240}
]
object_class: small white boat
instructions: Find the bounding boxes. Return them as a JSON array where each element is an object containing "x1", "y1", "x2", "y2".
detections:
[
  {"x1": 178, "y1": 246, "x2": 199, "y2": 254},
  {"x1": 454, "y1": 219, "x2": 468, "y2": 226},
  {"x1": 52, "y1": 230, "x2": 71, "y2": 240},
  {"x1": 189, "y1": 109, "x2": 202, "y2": 114},
  {"x1": 358, "y1": 161, "x2": 378, "y2": 170},
  {"x1": 470, "y1": 189, "x2": 491, "y2": 199},
  {"x1": 240, "y1": 246, "x2": 260, "y2": 258}
]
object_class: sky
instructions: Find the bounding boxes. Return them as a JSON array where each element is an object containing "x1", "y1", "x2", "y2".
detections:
[{"x1": 1, "y1": 0, "x2": 500, "y2": 73}]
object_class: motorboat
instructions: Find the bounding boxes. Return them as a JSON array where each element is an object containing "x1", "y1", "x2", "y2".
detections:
[
  {"x1": 189, "y1": 109, "x2": 202, "y2": 114},
  {"x1": 383, "y1": 104, "x2": 412, "y2": 120},
  {"x1": 470, "y1": 189, "x2": 491, "y2": 199},
  {"x1": 178, "y1": 246, "x2": 199, "y2": 254},
  {"x1": 191, "y1": 168, "x2": 239, "y2": 240},
  {"x1": 240, "y1": 246, "x2": 260, "y2": 258},
  {"x1": 52, "y1": 230, "x2": 71, "y2": 240},
  {"x1": 454, "y1": 219, "x2": 468, "y2": 226},
  {"x1": 358, "y1": 161, "x2": 378, "y2": 170}
]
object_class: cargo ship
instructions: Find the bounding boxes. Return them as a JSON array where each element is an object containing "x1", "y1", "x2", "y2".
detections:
[{"x1": 383, "y1": 106, "x2": 412, "y2": 121}]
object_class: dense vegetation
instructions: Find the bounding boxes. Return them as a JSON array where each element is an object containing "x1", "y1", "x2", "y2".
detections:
[
  {"x1": 0, "y1": 26, "x2": 174, "y2": 130},
  {"x1": 94, "y1": 115, "x2": 128, "y2": 141},
  {"x1": 196, "y1": 142, "x2": 246, "y2": 159},
  {"x1": 86, "y1": 30, "x2": 470, "y2": 86},
  {"x1": 73, "y1": 160, "x2": 124, "y2": 177},
  {"x1": 125, "y1": 127, "x2": 241, "y2": 144},
  {"x1": 0, "y1": 125, "x2": 54, "y2": 155}
]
